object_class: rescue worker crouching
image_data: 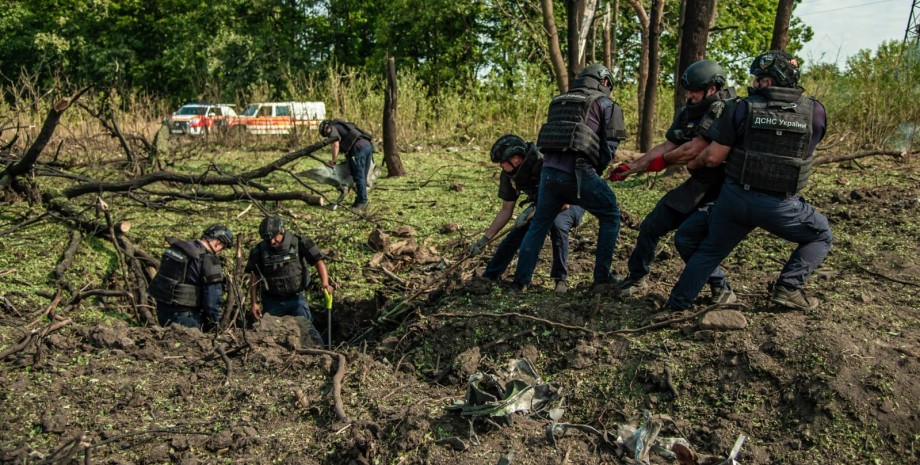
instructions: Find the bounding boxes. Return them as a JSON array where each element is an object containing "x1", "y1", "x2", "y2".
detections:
[
  {"x1": 150, "y1": 224, "x2": 233, "y2": 331},
  {"x1": 665, "y1": 50, "x2": 832, "y2": 312},
  {"x1": 319, "y1": 119, "x2": 375, "y2": 211},
  {"x1": 609, "y1": 59, "x2": 738, "y2": 305},
  {"x1": 469, "y1": 134, "x2": 585, "y2": 294},
  {"x1": 246, "y1": 215, "x2": 333, "y2": 346}
]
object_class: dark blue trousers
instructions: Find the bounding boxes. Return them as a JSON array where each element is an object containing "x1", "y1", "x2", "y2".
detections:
[
  {"x1": 347, "y1": 144, "x2": 374, "y2": 205},
  {"x1": 483, "y1": 205, "x2": 585, "y2": 282},
  {"x1": 627, "y1": 198, "x2": 726, "y2": 287},
  {"x1": 514, "y1": 167, "x2": 620, "y2": 285},
  {"x1": 667, "y1": 179, "x2": 833, "y2": 309}
]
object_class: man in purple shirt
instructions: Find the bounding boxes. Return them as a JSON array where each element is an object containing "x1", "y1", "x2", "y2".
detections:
[
  {"x1": 665, "y1": 50, "x2": 833, "y2": 312},
  {"x1": 510, "y1": 64, "x2": 627, "y2": 290}
]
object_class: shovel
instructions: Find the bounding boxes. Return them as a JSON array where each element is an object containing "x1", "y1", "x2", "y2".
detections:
[{"x1": 323, "y1": 288, "x2": 334, "y2": 348}]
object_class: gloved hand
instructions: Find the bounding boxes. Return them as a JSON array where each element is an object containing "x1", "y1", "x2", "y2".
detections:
[
  {"x1": 514, "y1": 204, "x2": 536, "y2": 229},
  {"x1": 468, "y1": 235, "x2": 489, "y2": 256},
  {"x1": 647, "y1": 155, "x2": 667, "y2": 173},
  {"x1": 608, "y1": 163, "x2": 631, "y2": 182}
]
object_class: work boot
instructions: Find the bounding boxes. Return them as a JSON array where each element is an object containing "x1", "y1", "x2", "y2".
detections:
[
  {"x1": 710, "y1": 283, "x2": 738, "y2": 305},
  {"x1": 506, "y1": 281, "x2": 527, "y2": 293},
  {"x1": 617, "y1": 276, "x2": 648, "y2": 298},
  {"x1": 554, "y1": 280, "x2": 569, "y2": 294},
  {"x1": 351, "y1": 202, "x2": 368, "y2": 212},
  {"x1": 770, "y1": 285, "x2": 819, "y2": 311}
]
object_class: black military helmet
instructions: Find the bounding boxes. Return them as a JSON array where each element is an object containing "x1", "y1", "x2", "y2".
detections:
[
  {"x1": 490, "y1": 134, "x2": 528, "y2": 163},
  {"x1": 680, "y1": 60, "x2": 726, "y2": 91},
  {"x1": 577, "y1": 63, "x2": 614, "y2": 90},
  {"x1": 259, "y1": 215, "x2": 284, "y2": 241},
  {"x1": 750, "y1": 50, "x2": 800, "y2": 87},
  {"x1": 318, "y1": 120, "x2": 332, "y2": 136},
  {"x1": 202, "y1": 224, "x2": 233, "y2": 248}
]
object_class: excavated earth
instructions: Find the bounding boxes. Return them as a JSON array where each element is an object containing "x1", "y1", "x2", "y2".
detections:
[{"x1": 1, "y1": 157, "x2": 919, "y2": 464}]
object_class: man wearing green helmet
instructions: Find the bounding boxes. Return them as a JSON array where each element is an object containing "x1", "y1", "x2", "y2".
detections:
[
  {"x1": 510, "y1": 63, "x2": 627, "y2": 291},
  {"x1": 150, "y1": 224, "x2": 233, "y2": 331},
  {"x1": 609, "y1": 59, "x2": 738, "y2": 304},
  {"x1": 468, "y1": 134, "x2": 585, "y2": 293},
  {"x1": 666, "y1": 50, "x2": 832, "y2": 312},
  {"x1": 246, "y1": 215, "x2": 333, "y2": 346}
]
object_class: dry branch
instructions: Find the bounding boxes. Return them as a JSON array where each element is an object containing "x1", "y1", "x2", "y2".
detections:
[
  {"x1": 814, "y1": 149, "x2": 915, "y2": 165},
  {"x1": 54, "y1": 230, "x2": 82, "y2": 295},
  {"x1": 296, "y1": 348, "x2": 348, "y2": 422},
  {"x1": 62, "y1": 138, "x2": 335, "y2": 198},
  {"x1": 0, "y1": 318, "x2": 72, "y2": 362}
]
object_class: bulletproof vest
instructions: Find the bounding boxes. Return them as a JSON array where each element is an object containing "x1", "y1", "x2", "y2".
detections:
[
  {"x1": 537, "y1": 77, "x2": 626, "y2": 168},
  {"x1": 332, "y1": 119, "x2": 373, "y2": 153},
  {"x1": 668, "y1": 87, "x2": 737, "y2": 143},
  {"x1": 725, "y1": 86, "x2": 815, "y2": 194},
  {"x1": 258, "y1": 232, "x2": 308, "y2": 297},
  {"x1": 509, "y1": 144, "x2": 544, "y2": 200},
  {"x1": 149, "y1": 238, "x2": 204, "y2": 308}
]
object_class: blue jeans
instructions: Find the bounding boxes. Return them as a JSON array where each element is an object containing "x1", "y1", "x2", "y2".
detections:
[
  {"x1": 157, "y1": 303, "x2": 203, "y2": 329},
  {"x1": 627, "y1": 198, "x2": 726, "y2": 287},
  {"x1": 347, "y1": 144, "x2": 374, "y2": 205},
  {"x1": 514, "y1": 167, "x2": 620, "y2": 285},
  {"x1": 262, "y1": 293, "x2": 324, "y2": 346},
  {"x1": 483, "y1": 205, "x2": 585, "y2": 282},
  {"x1": 667, "y1": 179, "x2": 833, "y2": 309}
]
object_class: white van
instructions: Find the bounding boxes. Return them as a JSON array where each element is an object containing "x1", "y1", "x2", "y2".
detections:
[{"x1": 227, "y1": 102, "x2": 326, "y2": 135}]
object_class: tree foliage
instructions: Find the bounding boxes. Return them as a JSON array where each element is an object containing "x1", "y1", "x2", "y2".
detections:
[{"x1": 0, "y1": 0, "x2": 813, "y2": 102}]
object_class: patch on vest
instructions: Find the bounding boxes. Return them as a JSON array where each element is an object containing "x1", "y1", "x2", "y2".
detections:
[{"x1": 751, "y1": 112, "x2": 808, "y2": 133}]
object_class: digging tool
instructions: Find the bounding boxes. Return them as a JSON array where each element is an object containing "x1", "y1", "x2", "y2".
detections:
[{"x1": 323, "y1": 288, "x2": 333, "y2": 348}]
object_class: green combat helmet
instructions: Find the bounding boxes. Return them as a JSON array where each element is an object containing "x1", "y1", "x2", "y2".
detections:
[
  {"x1": 259, "y1": 216, "x2": 285, "y2": 241},
  {"x1": 750, "y1": 51, "x2": 800, "y2": 87},
  {"x1": 680, "y1": 60, "x2": 726, "y2": 91},
  {"x1": 202, "y1": 224, "x2": 233, "y2": 248},
  {"x1": 490, "y1": 134, "x2": 528, "y2": 164},
  {"x1": 577, "y1": 63, "x2": 614, "y2": 90}
]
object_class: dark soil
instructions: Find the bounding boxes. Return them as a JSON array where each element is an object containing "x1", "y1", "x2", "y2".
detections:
[{"x1": 2, "y1": 158, "x2": 919, "y2": 464}]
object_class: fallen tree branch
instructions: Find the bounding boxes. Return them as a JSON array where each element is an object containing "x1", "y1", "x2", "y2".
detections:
[
  {"x1": 53, "y1": 230, "x2": 82, "y2": 294},
  {"x1": 854, "y1": 264, "x2": 920, "y2": 288},
  {"x1": 62, "y1": 138, "x2": 335, "y2": 198},
  {"x1": 814, "y1": 149, "x2": 915, "y2": 166},
  {"x1": 428, "y1": 311, "x2": 600, "y2": 335},
  {"x1": 0, "y1": 318, "x2": 72, "y2": 362},
  {"x1": 611, "y1": 303, "x2": 744, "y2": 335},
  {"x1": 296, "y1": 348, "x2": 348, "y2": 422}
]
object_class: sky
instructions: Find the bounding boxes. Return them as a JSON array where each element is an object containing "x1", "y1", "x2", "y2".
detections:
[{"x1": 795, "y1": 0, "x2": 914, "y2": 69}]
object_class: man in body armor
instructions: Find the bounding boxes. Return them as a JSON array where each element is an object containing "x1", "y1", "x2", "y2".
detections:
[
  {"x1": 468, "y1": 135, "x2": 585, "y2": 293},
  {"x1": 510, "y1": 63, "x2": 627, "y2": 291},
  {"x1": 608, "y1": 60, "x2": 738, "y2": 304},
  {"x1": 151, "y1": 224, "x2": 233, "y2": 330},
  {"x1": 664, "y1": 51, "x2": 832, "y2": 312},
  {"x1": 320, "y1": 119, "x2": 374, "y2": 211},
  {"x1": 246, "y1": 215, "x2": 333, "y2": 346}
]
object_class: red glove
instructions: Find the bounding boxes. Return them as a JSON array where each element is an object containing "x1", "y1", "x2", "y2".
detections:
[
  {"x1": 647, "y1": 155, "x2": 667, "y2": 173},
  {"x1": 608, "y1": 163, "x2": 631, "y2": 182}
]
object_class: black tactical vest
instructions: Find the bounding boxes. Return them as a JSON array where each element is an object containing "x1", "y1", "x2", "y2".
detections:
[
  {"x1": 725, "y1": 87, "x2": 815, "y2": 194},
  {"x1": 509, "y1": 144, "x2": 544, "y2": 200},
  {"x1": 149, "y1": 239, "x2": 205, "y2": 308},
  {"x1": 667, "y1": 87, "x2": 737, "y2": 143},
  {"x1": 258, "y1": 233, "x2": 307, "y2": 298},
  {"x1": 537, "y1": 78, "x2": 626, "y2": 168},
  {"x1": 331, "y1": 119, "x2": 373, "y2": 153}
]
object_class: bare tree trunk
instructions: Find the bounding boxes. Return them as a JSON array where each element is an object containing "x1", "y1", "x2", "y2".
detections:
[
  {"x1": 610, "y1": 0, "x2": 620, "y2": 79},
  {"x1": 603, "y1": 2, "x2": 613, "y2": 71},
  {"x1": 639, "y1": 0, "x2": 664, "y2": 152},
  {"x1": 770, "y1": 0, "x2": 795, "y2": 51},
  {"x1": 626, "y1": 0, "x2": 650, "y2": 146},
  {"x1": 0, "y1": 87, "x2": 91, "y2": 191},
  {"x1": 383, "y1": 56, "x2": 405, "y2": 177},
  {"x1": 566, "y1": 0, "x2": 599, "y2": 81},
  {"x1": 674, "y1": 0, "x2": 718, "y2": 111},
  {"x1": 541, "y1": 0, "x2": 569, "y2": 92}
]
